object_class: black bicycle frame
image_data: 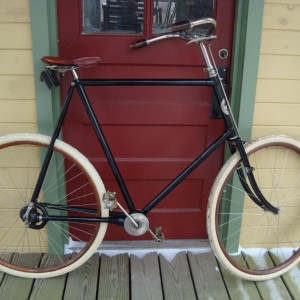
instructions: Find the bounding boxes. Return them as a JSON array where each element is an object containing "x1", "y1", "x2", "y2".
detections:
[
  {"x1": 77, "y1": 78, "x2": 237, "y2": 214},
  {"x1": 32, "y1": 72, "x2": 277, "y2": 226}
]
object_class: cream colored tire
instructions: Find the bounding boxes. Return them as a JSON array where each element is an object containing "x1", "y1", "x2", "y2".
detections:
[
  {"x1": 0, "y1": 133, "x2": 109, "y2": 278},
  {"x1": 207, "y1": 135, "x2": 300, "y2": 281}
]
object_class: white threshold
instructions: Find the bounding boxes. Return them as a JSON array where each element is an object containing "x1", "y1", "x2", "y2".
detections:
[{"x1": 65, "y1": 239, "x2": 212, "y2": 261}]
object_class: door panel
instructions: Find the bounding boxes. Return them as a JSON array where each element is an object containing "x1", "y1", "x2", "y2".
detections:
[{"x1": 57, "y1": 0, "x2": 236, "y2": 240}]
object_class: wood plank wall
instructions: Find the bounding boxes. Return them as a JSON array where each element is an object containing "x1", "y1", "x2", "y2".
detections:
[
  {"x1": 253, "y1": 0, "x2": 300, "y2": 140},
  {"x1": 0, "y1": 0, "x2": 37, "y2": 135}
]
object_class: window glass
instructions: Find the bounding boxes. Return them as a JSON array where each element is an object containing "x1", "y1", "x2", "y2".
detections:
[
  {"x1": 153, "y1": 0, "x2": 215, "y2": 33},
  {"x1": 82, "y1": 0, "x2": 144, "y2": 34}
]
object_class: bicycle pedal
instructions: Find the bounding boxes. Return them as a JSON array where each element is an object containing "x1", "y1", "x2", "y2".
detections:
[
  {"x1": 103, "y1": 191, "x2": 117, "y2": 210},
  {"x1": 154, "y1": 227, "x2": 164, "y2": 243}
]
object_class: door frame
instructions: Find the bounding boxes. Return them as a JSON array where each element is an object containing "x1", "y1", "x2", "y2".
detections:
[{"x1": 29, "y1": 0, "x2": 263, "y2": 243}]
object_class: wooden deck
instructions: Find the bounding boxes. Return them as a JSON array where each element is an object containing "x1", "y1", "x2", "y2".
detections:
[{"x1": 0, "y1": 240, "x2": 298, "y2": 300}]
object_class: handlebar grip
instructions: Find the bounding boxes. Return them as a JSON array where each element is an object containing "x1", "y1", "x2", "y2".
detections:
[
  {"x1": 130, "y1": 39, "x2": 148, "y2": 49},
  {"x1": 169, "y1": 20, "x2": 191, "y2": 32}
]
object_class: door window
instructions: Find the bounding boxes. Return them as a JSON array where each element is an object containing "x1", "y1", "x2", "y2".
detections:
[
  {"x1": 82, "y1": 0, "x2": 145, "y2": 34},
  {"x1": 152, "y1": 0, "x2": 215, "y2": 33},
  {"x1": 82, "y1": 0, "x2": 215, "y2": 34}
]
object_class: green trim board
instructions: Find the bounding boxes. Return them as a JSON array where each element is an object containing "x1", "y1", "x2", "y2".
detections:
[
  {"x1": 30, "y1": 0, "x2": 67, "y2": 253},
  {"x1": 29, "y1": 0, "x2": 59, "y2": 136},
  {"x1": 225, "y1": 0, "x2": 265, "y2": 251},
  {"x1": 230, "y1": 0, "x2": 264, "y2": 141}
]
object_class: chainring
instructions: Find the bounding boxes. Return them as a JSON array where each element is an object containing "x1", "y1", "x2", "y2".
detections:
[{"x1": 124, "y1": 213, "x2": 149, "y2": 236}]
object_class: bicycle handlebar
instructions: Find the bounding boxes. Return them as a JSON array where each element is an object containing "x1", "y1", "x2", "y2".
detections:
[{"x1": 130, "y1": 17, "x2": 216, "y2": 49}]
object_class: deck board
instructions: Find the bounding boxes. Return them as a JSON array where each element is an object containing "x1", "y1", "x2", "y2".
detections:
[
  {"x1": 270, "y1": 252, "x2": 300, "y2": 299},
  {"x1": 0, "y1": 254, "x2": 41, "y2": 300},
  {"x1": 160, "y1": 252, "x2": 196, "y2": 300},
  {"x1": 246, "y1": 253, "x2": 293, "y2": 300},
  {"x1": 0, "y1": 276, "x2": 34, "y2": 300},
  {"x1": 98, "y1": 253, "x2": 130, "y2": 300},
  {"x1": 188, "y1": 251, "x2": 229, "y2": 299},
  {"x1": 64, "y1": 254, "x2": 99, "y2": 300},
  {"x1": 0, "y1": 247, "x2": 298, "y2": 300},
  {"x1": 131, "y1": 253, "x2": 163, "y2": 300},
  {"x1": 219, "y1": 262, "x2": 262, "y2": 300},
  {"x1": 30, "y1": 255, "x2": 67, "y2": 300}
]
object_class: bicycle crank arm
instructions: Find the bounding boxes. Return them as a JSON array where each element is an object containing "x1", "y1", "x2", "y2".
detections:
[
  {"x1": 116, "y1": 201, "x2": 139, "y2": 228},
  {"x1": 148, "y1": 227, "x2": 164, "y2": 243}
]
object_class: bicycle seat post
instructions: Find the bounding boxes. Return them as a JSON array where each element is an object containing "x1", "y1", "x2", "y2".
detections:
[{"x1": 71, "y1": 68, "x2": 79, "y2": 80}]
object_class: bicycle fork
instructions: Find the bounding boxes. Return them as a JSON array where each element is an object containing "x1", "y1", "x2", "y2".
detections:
[{"x1": 230, "y1": 137, "x2": 279, "y2": 214}]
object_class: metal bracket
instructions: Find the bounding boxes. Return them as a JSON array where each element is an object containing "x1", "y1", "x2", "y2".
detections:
[
  {"x1": 210, "y1": 67, "x2": 228, "y2": 119},
  {"x1": 245, "y1": 166, "x2": 255, "y2": 173},
  {"x1": 103, "y1": 191, "x2": 118, "y2": 210},
  {"x1": 22, "y1": 202, "x2": 34, "y2": 228},
  {"x1": 154, "y1": 227, "x2": 164, "y2": 243}
]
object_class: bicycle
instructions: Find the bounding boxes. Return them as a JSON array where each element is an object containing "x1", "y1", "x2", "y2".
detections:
[{"x1": 0, "y1": 18, "x2": 299, "y2": 281}]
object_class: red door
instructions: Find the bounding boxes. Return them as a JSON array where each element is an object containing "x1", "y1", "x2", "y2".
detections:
[{"x1": 57, "y1": 0, "x2": 236, "y2": 240}]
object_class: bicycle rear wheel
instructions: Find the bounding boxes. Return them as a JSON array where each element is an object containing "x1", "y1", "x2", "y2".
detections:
[
  {"x1": 0, "y1": 133, "x2": 108, "y2": 278},
  {"x1": 207, "y1": 135, "x2": 300, "y2": 281}
]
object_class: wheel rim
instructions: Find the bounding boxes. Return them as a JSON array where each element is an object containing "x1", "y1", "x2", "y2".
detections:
[
  {"x1": 0, "y1": 137, "x2": 102, "y2": 274},
  {"x1": 214, "y1": 139, "x2": 300, "y2": 276}
]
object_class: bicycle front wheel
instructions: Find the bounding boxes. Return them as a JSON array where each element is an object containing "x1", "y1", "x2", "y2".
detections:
[
  {"x1": 0, "y1": 133, "x2": 108, "y2": 278},
  {"x1": 207, "y1": 135, "x2": 300, "y2": 281}
]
